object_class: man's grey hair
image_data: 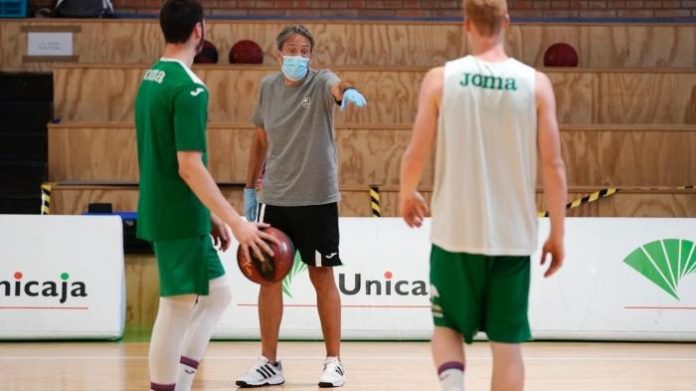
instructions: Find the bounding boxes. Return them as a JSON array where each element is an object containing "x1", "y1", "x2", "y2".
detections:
[{"x1": 276, "y1": 25, "x2": 315, "y2": 52}]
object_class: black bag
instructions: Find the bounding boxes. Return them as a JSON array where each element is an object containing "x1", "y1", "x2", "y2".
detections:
[{"x1": 54, "y1": 0, "x2": 114, "y2": 18}]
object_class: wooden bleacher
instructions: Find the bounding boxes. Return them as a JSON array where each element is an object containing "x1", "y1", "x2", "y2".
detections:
[
  {"x1": 2, "y1": 20, "x2": 695, "y2": 70},
  {"x1": 4, "y1": 19, "x2": 695, "y2": 219}
]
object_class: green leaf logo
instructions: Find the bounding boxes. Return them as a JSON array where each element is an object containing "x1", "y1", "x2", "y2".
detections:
[
  {"x1": 624, "y1": 239, "x2": 696, "y2": 300},
  {"x1": 282, "y1": 252, "x2": 307, "y2": 298}
]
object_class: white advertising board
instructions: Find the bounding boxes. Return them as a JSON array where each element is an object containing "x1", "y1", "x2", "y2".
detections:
[
  {"x1": 214, "y1": 218, "x2": 696, "y2": 341},
  {"x1": 0, "y1": 215, "x2": 125, "y2": 339}
]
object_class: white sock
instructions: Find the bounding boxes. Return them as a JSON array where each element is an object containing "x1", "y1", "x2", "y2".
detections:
[
  {"x1": 149, "y1": 295, "x2": 197, "y2": 388},
  {"x1": 438, "y1": 362, "x2": 465, "y2": 391},
  {"x1": 174, "y1": 356, "x2": 199, "y2": 391},
  {"x1": 175, "y1": 276, "x2": 233, "y2": 391}
]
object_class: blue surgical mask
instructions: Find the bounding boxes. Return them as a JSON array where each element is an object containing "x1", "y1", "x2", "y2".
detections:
[{"x1": 281, "y1": 56, "x2": 309, "y2": 81}]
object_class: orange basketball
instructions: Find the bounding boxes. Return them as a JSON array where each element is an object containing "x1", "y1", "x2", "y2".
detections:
[
  {"x1": 236, "y1": 227, "x2": 294, "y2": 285},
  {"x1": 543, "y1": 42, "x2": 579, "y2": 67},
  {"x1": 228, "y1": 39, "x2": 264, "y2": 64}
]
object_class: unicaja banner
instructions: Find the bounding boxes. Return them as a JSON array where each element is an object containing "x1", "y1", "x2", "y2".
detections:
[
  {"x1": 531, "y1": 218, "x2": 696, "y2": 341},
  {"x1": 0, "y1": 215, "x2": 125, "y2": 340},
  {"x1": 214, "y1": 218, "x2": 696, "y2": 341},
  {"x1": 216, "y1": 218, "x2": 432, "y2": 340}
]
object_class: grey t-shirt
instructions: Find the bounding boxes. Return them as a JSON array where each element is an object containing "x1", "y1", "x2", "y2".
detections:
[{"x1": 252, "y1": 69, "x2": 342, "y2": 206}]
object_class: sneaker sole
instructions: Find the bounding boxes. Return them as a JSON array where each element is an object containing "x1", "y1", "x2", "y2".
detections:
[
  {"x1": 318, "y1": 381, "x2": 344, "y2": 388},
  {"x1": 235, "y1": 380, "x2": 285, "y2": 388}
]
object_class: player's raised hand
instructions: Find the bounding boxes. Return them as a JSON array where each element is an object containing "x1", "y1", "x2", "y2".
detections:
[
  {"x1": 540, "y1": 234, "x2": 564, "y2": 278},
  {"x1": 399, "y1": 190, "x2": 428, "y2": 228}
]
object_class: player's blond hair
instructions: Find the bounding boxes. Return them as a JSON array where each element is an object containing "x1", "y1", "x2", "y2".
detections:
[{"x1": 464, "y1": 0, "x2": 508, "y2": 37}]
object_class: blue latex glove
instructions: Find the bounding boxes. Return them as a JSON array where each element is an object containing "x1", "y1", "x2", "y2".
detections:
[
  {"x1": 341, "y1": 88, "x2": 367, "y2": 111},
  {"x1": 243, "y1": 188, "x2": 257, "y2": 222}
]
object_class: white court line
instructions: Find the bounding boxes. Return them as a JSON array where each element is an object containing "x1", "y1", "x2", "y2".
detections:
[{"x1": 1, "y1": 355, "x2": 695, "y2": 362}]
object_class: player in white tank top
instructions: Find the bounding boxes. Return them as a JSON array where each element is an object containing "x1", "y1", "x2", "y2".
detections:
[
  {"x1": 432, "y1": 55, "x2": 538, "y2": 255},
  {"x1": 399, "y1": 1, "x2": 568, "y2": 390}
]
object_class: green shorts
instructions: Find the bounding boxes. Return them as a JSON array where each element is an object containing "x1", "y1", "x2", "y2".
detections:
[
  {"x1": 152, "y1": 234, "x2": 226, "y2": 296},
  {"x1": 430, "y1": 245, "x2": 531, "y2": 344}
]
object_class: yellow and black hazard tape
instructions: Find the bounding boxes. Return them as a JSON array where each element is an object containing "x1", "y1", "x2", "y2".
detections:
[
  {"x1": 538, "y1": 188, "x2": 619, "y2": 217},
  {"x1": 369, "y1": 185, "x2": 382, "y2": 217},
  {"x1": 40, "y1": 183, "x2": 52, "y2": 215},
  {"x1": 538, "y1": 187, "x2": 619, "y2": 217},
  {"x1": 537, "y1": 185, "x2": 696, "y2": 217}
]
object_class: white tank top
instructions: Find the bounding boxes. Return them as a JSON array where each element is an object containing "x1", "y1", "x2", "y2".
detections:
[{"x1": 430, "y1": 55, "x2": 538, "y2": 255}]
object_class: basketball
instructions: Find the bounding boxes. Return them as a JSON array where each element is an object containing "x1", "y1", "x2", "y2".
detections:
[
  {"x1": 543, "y1": 42, "x2": 579, "y2": 67},
  {"x1": 228, "y1": 39, "x2": 264, "y2": 64},
  {"x1": 236, "y1": 227, "x2": 294, "y2": 284},
  {"x1": 194, "y1": 40, "x2": 219, "y2": 64}
]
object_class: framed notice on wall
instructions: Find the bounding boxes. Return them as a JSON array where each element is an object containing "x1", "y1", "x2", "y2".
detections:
[{"x1": 22, "y1": 25, "x2": 81, "y2": 63}]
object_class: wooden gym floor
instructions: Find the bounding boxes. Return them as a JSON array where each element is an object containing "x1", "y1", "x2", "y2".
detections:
[{"x1": 0, "y1": 341, "x2": 695, "y2": 390}]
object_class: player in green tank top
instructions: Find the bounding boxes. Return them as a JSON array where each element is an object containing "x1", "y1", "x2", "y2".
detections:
[{"x1": 135, "y1": 2, "x2": 278, "y2": 391}]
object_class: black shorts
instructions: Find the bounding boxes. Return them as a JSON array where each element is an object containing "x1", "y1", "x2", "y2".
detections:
[{"x1": 256, "y1": 202, "x2": 342, "y2": 267}]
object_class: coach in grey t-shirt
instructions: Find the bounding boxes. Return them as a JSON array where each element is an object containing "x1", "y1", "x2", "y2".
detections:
[
  {"x1": 251, "y1": 69, "x2": 341, "y2": 206},
  {"x1": 237, "y1": 25, "x2": 366, "y2": 389}
]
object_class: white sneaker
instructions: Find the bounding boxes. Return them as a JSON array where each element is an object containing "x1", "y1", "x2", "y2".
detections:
[
  {"x1": 235, "y1": 356, "x2": 285, "y2": 388},
  {"x1": 318, "y1": 356, "x2": 345, "y2": 388}
]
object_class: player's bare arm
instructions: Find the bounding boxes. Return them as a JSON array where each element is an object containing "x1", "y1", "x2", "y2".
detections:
[
  {"x1": 399, "y1": 66, "x2": 443, "y2": 228},
  {"x1": 177, "y1": 151, "x2": 278, "y2": 261},
  {"x1": 536, "y1": 70, "x2": 568, "y2": 278}
]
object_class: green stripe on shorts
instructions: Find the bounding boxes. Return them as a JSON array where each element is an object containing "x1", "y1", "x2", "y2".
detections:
[{"x1": 429, "y1": 245, "x2": 531, "y2": 344}]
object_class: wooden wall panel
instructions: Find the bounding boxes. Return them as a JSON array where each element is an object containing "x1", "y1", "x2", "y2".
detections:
[
  {"x1": 51, "y1": 185, "x2": 243, "y2": 215},
  {"x1": 53, "y1": 66, "x2": 143, "y2": 123},
  {"x1": 49, "y1": 123, "x2": 696, "y2": 188},
  {"x1": 596, "y1": 73, "x2": 696, "y2": 124},
  {"x1": 561, "y1": 127, "x2": 696, "y2": 187},
  {"x1": 595, "y1": 130, "x2": 696, "y2": 187},
  {"x1": 337, "y1": 128, "x2": 434, "y2": 187},
  {"x1": 207, "y1": 127, "x2": 255, "y2": 184},
  {"x1": 48, "y1": 124, "x2": 434, "y2": 185},
  {"x1": 3, "y1": 21, "x2": 695, "y2": 71},
  {"x1": 48, "y1": 125, "x2": 139, "y2": 181},
  {"x1": 125, "y1": 255, "x2": 159, "y2": 329},
  {"x1": 547, "y1": 72, "x2": 595, "y2": 124},
  {"x1": 580, "y1": 25, "x2": 696, "y2": 69},
  {"x1": 53, "y1": 66, "x2": 425, "y2": 125},
  {"x1": 336, "y1": 69, "x2": 423, "y2": 125},
  {"x1": 53, "y1": 66, "x2": 696, "y2": 125}
]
